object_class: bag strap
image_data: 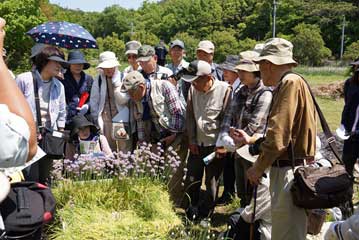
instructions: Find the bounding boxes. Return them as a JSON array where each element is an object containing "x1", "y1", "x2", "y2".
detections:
[
  {"x1": 296, "y1": 72, "x2": 343, "y2": 164},
  {"x1": 32, "y1": 71, "x2": 43, "y2": 132},
  {"x1": 285, "y1": 72, "x2": 343, "y2": 167},
  {"x1": 249, "y1": 88, "x2": 272, "y2": 113}
]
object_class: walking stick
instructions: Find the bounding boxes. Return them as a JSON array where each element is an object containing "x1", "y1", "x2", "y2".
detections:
[{"x1": 249, "y1": 185, "x2": 258, "y2": 240}]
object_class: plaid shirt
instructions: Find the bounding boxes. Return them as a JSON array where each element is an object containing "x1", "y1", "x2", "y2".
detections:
[
  {"x1": 135, "y1": 80, "x2": 185, "y2": 142},
  {"x1": 220, "y1": 80, "x2": 272, "y2": 137}
]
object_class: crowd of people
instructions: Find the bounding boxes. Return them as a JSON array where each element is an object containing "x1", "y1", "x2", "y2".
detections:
[{"x1": 0, "y1": 15, "x2": 359, "y2": 239}]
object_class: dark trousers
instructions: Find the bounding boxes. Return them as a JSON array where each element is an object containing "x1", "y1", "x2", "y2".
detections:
[
  {"x1": 184, "y1": 146, "x2": 224, "y2": 217},
  {"x1": 342, "y1": 136, "x2": 359, "y2": 176},
  {"x1": 235, "y1": 156, "x2": 253, "y2": 206},
  {"x1": 224, "y1": 209, "x2": 261, "y2": 240},
  {"x1": 221, "y1": 153, "x2": 236, "y2": 198}
]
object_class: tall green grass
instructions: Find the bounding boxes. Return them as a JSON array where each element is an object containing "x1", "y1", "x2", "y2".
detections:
[{"x1": 48, "y1": 178, "x2": 181, "y2": 240}]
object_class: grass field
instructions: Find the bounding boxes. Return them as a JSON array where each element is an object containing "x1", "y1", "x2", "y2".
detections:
[{"x1": 296, "y1": 66, "x2": 348, "y2": 86}]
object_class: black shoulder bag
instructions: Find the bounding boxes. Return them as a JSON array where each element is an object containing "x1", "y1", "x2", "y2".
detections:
[
  {"x1": 290, "y1": 73, "x2": 353, "y2": 209},
  {"x1": 32, "y1": 72, "x2": 66, "y2": 159},
  {"x1": 0, "y1": 182, "x2": 56, "y2": 240}
]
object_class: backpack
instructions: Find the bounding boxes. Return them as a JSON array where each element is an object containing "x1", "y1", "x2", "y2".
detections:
[{"x1": 0, "y1": 182, "x2": 56, "y2": 239}]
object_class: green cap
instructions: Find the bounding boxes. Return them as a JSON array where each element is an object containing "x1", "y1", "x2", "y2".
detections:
[
  {"x1": 121, "y1": 71, "x2": 146, "y2": 93},
  {"x1": 137, "y1": 45, "x2": 155, "y2": 62},
  {"x1": 253, "y1": 38, "x2": 297, "y2": 66}
]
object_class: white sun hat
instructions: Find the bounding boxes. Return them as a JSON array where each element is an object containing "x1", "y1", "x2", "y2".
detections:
[{"x1": 96, "y1": 51, "x2": 120, "y2": 69}]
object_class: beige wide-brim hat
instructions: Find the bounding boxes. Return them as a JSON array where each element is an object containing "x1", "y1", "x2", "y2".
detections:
[
  {"x1": 236, "y1": 144, "x2": 258, "y2": 163},
  {"x1": 253, "y1": 38, "x2": 298, "y2": 66},
  {"x1": 235, "y1": 59, "x2": 259, "y2": 72},
  {"x1": 96, "y1": 51, "x2": 120, "y2": 69},
  {"x1": 235, "y1": 50, "x2": 260, "y2": 72}
]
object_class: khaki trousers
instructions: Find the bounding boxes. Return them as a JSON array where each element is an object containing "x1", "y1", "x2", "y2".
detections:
[{"x1": 270, "y1": 166, "x2": 307, "y2": 240}]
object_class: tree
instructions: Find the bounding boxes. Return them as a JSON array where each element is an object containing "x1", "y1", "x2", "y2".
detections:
[
  {"x1": 208, "y1": 30, "x2": 239, "y2": 63},
  {"x1": 237, "y1": 38, "x2": 257, "y2": 53},
  {"x1": 1, "y1": 0, "x2": 47, "y2": 72},
  {"x1": 291, "y1": 23, "x2": 331, "y2": 66},
  {"x1": 96, "y1": 33, "x2": 125, "y2": 62},
  {"x1": 343, "y1": 40, "x2": 359, "y2": 61}
]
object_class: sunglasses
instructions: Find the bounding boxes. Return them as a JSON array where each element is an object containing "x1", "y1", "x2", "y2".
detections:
[{"x1": 127, "y1": 54, "x2": 137, "y2": 59}]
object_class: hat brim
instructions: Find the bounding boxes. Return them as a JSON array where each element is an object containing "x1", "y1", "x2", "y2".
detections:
[
  {"x1": 48, "y1": 56, "x2": 68, "y2": 68},
  {"x1": 220, "y1": 64, "x2": 237, "y2": 72},
  {"x1": 96, "y1": 60, "x2": 120, "y2": 69},
  {"x1": 170, "y1": 44, "x2": 184, "y2": 49},
  {"x1": 136, "y1": 56, "x2": 153, "y2": 62},
  {"x1": 253, "y1": 55, "x2": 298, "y2": 66},
  {"x1": 235, "y1": 64, "x2": 259, "y2": 73},
  {"x1": 350, "y1": 60, "x2": 359, "y2": 66},
  {"x1": 71, "y1": 123, "x2": 99, "y2": 138},
  {"x1": 125, "y1": 50, "x2": 138, "y2": 55},
  {"x1": 197, "y1": 48, "x2": 213, "y2": 54},
  {"x1": 182, "y1": 75, "x2": 199, "y2": 83},
  {"x1": 67, "y1": 60, "x2": 90, "y2": 70},
  {"x1": 236, "y1": 145, "x2": 258, "y2": 163}
]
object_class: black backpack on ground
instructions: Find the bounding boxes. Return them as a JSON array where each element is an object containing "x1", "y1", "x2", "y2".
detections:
[{"x1": 0, "y1": 182, "x2": 56, "y2": 239}]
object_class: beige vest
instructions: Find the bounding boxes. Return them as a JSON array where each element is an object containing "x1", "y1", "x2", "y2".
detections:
[{"x1": 190, "y1": 80, "x2": 230, "y2": 146}]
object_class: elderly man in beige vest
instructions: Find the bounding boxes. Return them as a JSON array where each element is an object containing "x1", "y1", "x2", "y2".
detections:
[
  {"x1": 121, "y1": 71, "x2": 186, "y2": 204},
  {"x1": 183, "y1": 60, "x2": 232, "y2": 220},
  {"x1": 234, "y1": 38, "x2": 317, "y2": 240}
]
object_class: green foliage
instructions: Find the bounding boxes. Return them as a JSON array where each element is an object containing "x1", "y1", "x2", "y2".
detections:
[
  {"x1": 343, "y1": 40, "x2": 359, "y2": 61},
  {"x1": 291, "y1": 23, "x2": 332, "y2": 66},
  {"x1": 237, "y1": 37, "x2": 257, "y2": 53},
  {"x1": 209, "y1": 29, "x2": 239, "y2": 62},
  {"x1": 1, "y1": 0, "x2": 47, "y2": 72},
  {"x1": 3, "y1": 0, "x2": 359, "y2": 70},
  {"x1": 96, "y1": 33, "x2": 125, "y2": 62}
]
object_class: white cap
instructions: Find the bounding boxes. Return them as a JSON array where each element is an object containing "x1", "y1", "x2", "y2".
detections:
[
  {"x1": 197, "y1": 40, "x2": 215, "y2": 54},
  {"x1": 182, "y1": 60, "x2": 212, "y2": 82},
  {"x1": 96, "y1": 51, "x2": 120, "y2": 69}
]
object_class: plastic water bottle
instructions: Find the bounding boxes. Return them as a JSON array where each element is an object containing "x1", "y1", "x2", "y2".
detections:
[{"x1": 203, "y1": 152, "x2": 215, "y2": 165}]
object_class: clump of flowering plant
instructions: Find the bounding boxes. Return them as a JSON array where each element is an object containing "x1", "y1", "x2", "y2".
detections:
[{"x1": 52, "y1": 142, "x2": 181, "y2": 184}]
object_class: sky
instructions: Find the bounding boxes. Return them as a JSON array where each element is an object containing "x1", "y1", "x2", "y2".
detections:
[{"x1": 49, "y1": 0, "x2": 157, "y2": 12}]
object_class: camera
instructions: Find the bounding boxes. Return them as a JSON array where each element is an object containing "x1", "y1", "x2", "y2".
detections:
[
  {"x1": 168, "y1": 68, "x2": 189, "y2": 82},
  {"x1": 248, "y1": 137, "x2": 265, "y2": 155}
]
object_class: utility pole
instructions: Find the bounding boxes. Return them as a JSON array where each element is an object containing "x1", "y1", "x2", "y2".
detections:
[
  {"x1": 273, "y1": 0, "x2": 277, "y2": 38},
  {"x1": 340, "y1": 15, "x2": 346, "y2": 59},
  {"x1": 130, "y1": 22, "x2": 134, "y2": 36}
]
